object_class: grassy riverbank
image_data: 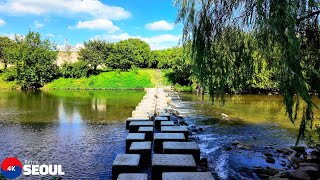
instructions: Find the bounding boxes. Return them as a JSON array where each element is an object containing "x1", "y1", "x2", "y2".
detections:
[
  {"x1": 0, "y1": 74, "x2": 18, "y2": 89},
  {"x1": 43, "y1": 69, "x2": 169, "y2": 90}
]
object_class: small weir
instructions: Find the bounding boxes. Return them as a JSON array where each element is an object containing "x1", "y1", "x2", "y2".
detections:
[{"x1": 112, "y1": 88, "x2": 214, "y2": 180}]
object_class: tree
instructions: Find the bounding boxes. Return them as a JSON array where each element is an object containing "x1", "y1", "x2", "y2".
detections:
[
  {"x1": 116, "y1": 39, "x2": 151, "y2": 68},
  {"x1": 8, "y1": 32, "x2": 58, "y2": 89},
  {"x1": 0, "y1": 36, "x2": 15, "y2": 69},
  {"x1": 175, "y1": 0, "x2": 320, "y2": 144},
  {"x1": 107, "y1": 42, "x2": 135, "y2": 71},
  {"x1": 79, "y1": 40, "x2": 110, "y2": 71}
]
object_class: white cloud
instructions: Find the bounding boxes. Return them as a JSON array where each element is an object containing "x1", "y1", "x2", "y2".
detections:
[
  {"x1": 72, "y1": 19, "x2": 120, "y2": 33},
  {"x1": 0, "y1": 19, "x2": 5, "y2": 26},
  {"x1": 93, "y1": 33, "x2": 181, "y2": 50},
  {"x1": 0, "y1": 0, "x2": 130, "y2": 20},
  {"x1": 45, "y1": 33, "x2": 55, "y2": 38},
  {"x1": 145, "y1": 20, "x2": 174, "y2": 31},
  {"x1": 33, "y1": 20, "x2": 44, "y2": 28}
]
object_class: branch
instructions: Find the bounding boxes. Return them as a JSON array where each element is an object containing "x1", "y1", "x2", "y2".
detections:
[{"x1": 296, "y1": 10, "x2": 320, "y2": 23}]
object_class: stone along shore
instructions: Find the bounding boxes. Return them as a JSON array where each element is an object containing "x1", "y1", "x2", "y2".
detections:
[{"x1": 111, "y1": 88, "x2": 215, "y2": 180}]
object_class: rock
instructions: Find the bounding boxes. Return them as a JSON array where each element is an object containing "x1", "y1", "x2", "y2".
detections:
[
  {"x1": 253, "y1": 136, "x2": 257, "y2": 139},
  {"x1": 290, "y1": 146, "x2": 306, "y2": 154},
  {"x1": 257, "y1": 174, "x2": 270, "y2": 179},
  {"x1": 237, "y1": 143, "x2": 252, "y2": 150},
  {"x1": 273, "y1": 171, "x2": 291, "y2": 178},
  {"x1": 280, "y1": 163, "x2": 286, "y2": 167},
  {"x1": 298, "y1": 166, "x2": 320, "y2": 179},
  {"x1": 292, "y1": 163, "x2": 300, "y2": 169},
  {"x1": 298, "y1": 163, "x2": 320, "y2": 170},
  {"x1": 276, "y1": 149, "x2": 285, "y2": 153},
  {"x1": 290, "y1": 170, "x2": 311, "y2": 180},
  {"x1": 264, "y1": 153, "x2": 273, "y2": 157},
  {"x1": 200, "y1": 158, "x2": 208, "y2": 168},
  {"x1": 266, "y1": 157, "x2": 276, "y2": 164},
  {"x1": 253, "y1": 167, "x2": 279, "y2": 176},
  {"x1": 224, "y1": 146, "x2": 232, "y2": 151},
  {"x1": 198, "y1": 127, "x2": 204, "y2": 132},
  {"x1": 307, "y1": 151, "x2": 320, "y2": 162},
  {"x1": 232, "y1": 140, "x2": 240, "y2": 145},
  {"x1": 288, "y1": 152, "x2": 303, "y2": 163}
]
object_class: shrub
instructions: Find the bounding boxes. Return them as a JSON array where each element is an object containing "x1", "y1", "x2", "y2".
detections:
[
  {"x1": 2, "y1": 67, "x2": 17, "y2": 81},
  {"x1": 60, "y1": 60, "x2": 89, "y2": 78}
]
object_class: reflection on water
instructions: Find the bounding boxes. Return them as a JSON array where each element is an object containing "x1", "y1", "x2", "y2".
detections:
[
  {"x1": 0, "y1": 90, "x2": 145, "y2": 179},
  {"x1": 175, "y1": 93, "x2": 320, "y2": 180}
]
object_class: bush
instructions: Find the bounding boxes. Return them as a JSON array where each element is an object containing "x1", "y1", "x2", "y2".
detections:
[
  {"x1": 2, "y1": 67, "x2": 16, "y2": 81},
  {"x1": 60, "y1": 60, "x2": 89, "y2": 78}
]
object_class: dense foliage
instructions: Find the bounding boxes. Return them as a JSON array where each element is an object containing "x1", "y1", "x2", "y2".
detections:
[
  {"x1": 60, "y1": 60, "x2": 89, "y2": 78},
  {"x1": 4, "y1": 32, "x2": 58, "y2": 89},
  {"x1": 0, "y1": 36, "x2": 14, "y2": 70},
  {"x1": 175, "y1": 0, "x2": 320, "y2": 144}
]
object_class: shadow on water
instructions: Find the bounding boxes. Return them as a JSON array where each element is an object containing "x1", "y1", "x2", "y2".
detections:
[
  {"x1": 175, "y1": 93, "x2": 320, "y2": 180},
  {"x1": 0, "y1": 90, "x2": 145, "y2": 179}
]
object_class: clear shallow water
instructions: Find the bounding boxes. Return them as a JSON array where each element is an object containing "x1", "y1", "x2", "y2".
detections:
[
  {"x1": 0, "y1": 90, "x2": 145, "y2": 179},
  {"x1": 1, "y1": 91, "x2": 319, "y2": 179},
  {"x1": 174, "y1": 93, "x2": 320, "y2": 180}
]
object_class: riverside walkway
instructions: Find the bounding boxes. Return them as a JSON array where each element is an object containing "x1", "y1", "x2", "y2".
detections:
[{"x1": 112, "y1": 88, "x2": 214, "y2": 180}]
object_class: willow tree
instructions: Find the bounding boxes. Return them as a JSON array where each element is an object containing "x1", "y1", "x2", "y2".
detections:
[{"x1": 175, "y1": 0, "x2": 320, "y2": 144}]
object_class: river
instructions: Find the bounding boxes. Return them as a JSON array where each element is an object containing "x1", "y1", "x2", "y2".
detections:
[{"x1": 0, "y1": 90, "x2": 319, "y2": 179}]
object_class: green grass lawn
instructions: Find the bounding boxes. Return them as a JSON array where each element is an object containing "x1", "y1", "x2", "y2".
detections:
[{"x1": 43, "y1": 69, "x2": 167, "y2": 90}]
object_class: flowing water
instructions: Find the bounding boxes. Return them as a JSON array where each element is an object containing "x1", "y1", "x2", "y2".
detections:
[
  {"x1": 174, "y1": 93, "x2": 320, "y2": 179},
  {"x1": 0, "y1": 90, "x2": 319, "y2": 179}
]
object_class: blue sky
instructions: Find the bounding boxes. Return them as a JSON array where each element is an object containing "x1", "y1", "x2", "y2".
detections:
[{"x1": 0, "y1": 0, "x2": 182, "y2": 50}]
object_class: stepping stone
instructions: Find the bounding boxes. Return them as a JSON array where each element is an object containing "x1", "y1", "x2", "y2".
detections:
[
  {"x1": 138, "y1": 126, "x2": 154, "y2": 141},
  {"x1": 159, "y1": 113, "x2": 171, "y2": 120},
  {"x1": 129, "y1": 121, "x2": 154, "y2": 133},
  {"x1": 153, "y1": 133, "x2": 186, "y2": 153},
  {"x1": 117, "y1": 173, "x2": 148, "y2": 180},
  {"x1": 154, "y1": 117, "x2": 168, "y2": 129},
  {"x1": 163, "y1": 142, "x2": 200, "y2": 164},
  {"x1": 125, "y1": 133, "x2": 145, "y2": 153},
  {"x1": 128, "y1": 141, "x2": 152, "y2": 166},
  {"x1": 162, "y1": 172, "x2": 214, "y2": 180},
  {"x1": 161, "y1": 121, "x2": 175, "y2": 126},
  {"x1": 126, "y1": 117, "x2": 149, "y2": 130},
  {"x1": 152, "y1": 154, "x2": 197, "y2": 180},
  {"x1": 112, "y1": 154, "x2": 140, "y2": 180},
  {"x1": 161, "y1": 126, "x2": 189, "y2": 141}
]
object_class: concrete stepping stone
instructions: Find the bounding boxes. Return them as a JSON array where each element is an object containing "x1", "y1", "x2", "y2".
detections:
[
  {"x1": 159, "y1": 113, "x2": 171, "y2": 120},
  {"x1": 154, "y1": 117, "x2": 168, "y2": 129},
  {"x1": 125, "y1": 133, "x2": 145, "y2": 152},
  {"x1": 129, "y1": 121, "x2": 154, "y2": 133},
  {"x1": 161, "y1": 126, "x2": 189, "y2": 141},
  {"x1": 161, "y1": 121, "x2": 175, "y2": 126},
  {"x1": 163, "y1": 142, "x2": 200, "y2": 164},
  {"x1": 126, "y1": 117, "x2": 149, "y2": 130},
  {"x1": 128, "y1": 141, "x2": 152, "y2": 166},
  {"x1": 162, "y1": 172, "x2": 214, "y2": 180},
  {"x1": 117, "y1": 173, "x2": 148, "y2": 180},
  {"x1": 153, "y1": 133, "x2": 186, "y2": 153},
  {"x1": 152, "y1": 154, "x2": 197, "y2": 180},
  {"x1": 112, "y1": 154, "x2": 140, "y2": 180},
  {"x1": 138, "y1": 126, "x2": 154, "y2": 141}
]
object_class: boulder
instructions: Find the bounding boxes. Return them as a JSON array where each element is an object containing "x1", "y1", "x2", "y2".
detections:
[
  {"x1": 290, "y1": 146, "x2": 306, "y2": 154},
  {"x1": 266, "y1": 157, "x2": 276, "y2": 164}
]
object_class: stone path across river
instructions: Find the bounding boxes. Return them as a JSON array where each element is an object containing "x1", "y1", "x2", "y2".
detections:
[{"x1": 111, "y1": 88, "x2": 215, "y2": 180}]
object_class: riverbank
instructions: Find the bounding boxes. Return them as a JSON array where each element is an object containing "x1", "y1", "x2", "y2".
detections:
[
  {"x1": 0, "y1": 69, "x2": 170, "y2": 90},
  {"x1": 0, "y1": 74, "x2": 18, "y2": 89}
]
